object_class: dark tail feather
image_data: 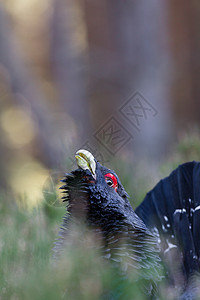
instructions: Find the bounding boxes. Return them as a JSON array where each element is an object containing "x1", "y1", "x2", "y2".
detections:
[{"x1": 135, "y1": 161, "x2": 200, "y2": 283}]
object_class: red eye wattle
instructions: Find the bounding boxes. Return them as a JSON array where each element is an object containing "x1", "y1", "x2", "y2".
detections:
[{"x1": 104, "y1": 173, "x2": 118, "y2": 191}]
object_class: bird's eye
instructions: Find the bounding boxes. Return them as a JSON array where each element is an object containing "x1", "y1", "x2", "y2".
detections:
[
  {"x1": 105, "y1": 178, "x2": 113, "y2": 187},
  {"x1": 104, "y1": 173, "x2": 118, "y2": 191}
]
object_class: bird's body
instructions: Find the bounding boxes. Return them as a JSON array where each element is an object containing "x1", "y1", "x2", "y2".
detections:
[{"x1": 56, "y1": 150, "x2": 200, "y2": 299}]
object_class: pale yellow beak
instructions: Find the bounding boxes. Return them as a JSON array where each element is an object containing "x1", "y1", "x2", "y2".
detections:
[{"x1": 75, "y1": 149, "x2": 96, "y2": 179}]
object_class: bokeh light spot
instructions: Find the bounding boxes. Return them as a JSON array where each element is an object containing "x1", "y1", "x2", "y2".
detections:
[
  {"x1": 0, "y1": 106, "x2": 36, "y2": 148},
  {"x1": 10, "y1": 160, "x2": 48, "y2": 209}
]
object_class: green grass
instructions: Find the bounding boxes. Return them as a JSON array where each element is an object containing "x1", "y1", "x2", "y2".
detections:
[
  {"x1": 0, "y1": 194, "x2": 154, "y2": 300},
  {"x1": 0, "y1": 194, "x2": 63, "y2": 299}
]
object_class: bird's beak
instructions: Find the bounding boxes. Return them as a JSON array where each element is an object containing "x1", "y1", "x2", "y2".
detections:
[{"x1": 75, "y1": 149, "x2": 96, "y2": 180}]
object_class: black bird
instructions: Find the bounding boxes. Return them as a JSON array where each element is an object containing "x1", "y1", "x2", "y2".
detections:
[{"x1": 56, "y1": 150, "x2": 200, "y2": 299}]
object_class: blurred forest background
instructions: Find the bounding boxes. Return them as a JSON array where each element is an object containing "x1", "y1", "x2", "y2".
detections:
[
  {"x1": 1, "y1": 1, "x2": 200, "y2": 299},
  {"x1": 1, "y1": 0, "x2": 200, "y2": 206}
]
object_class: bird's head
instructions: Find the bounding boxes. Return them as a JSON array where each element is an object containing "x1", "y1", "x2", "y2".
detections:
[{"x1": 61, "y1": 149, "x2": 135, "y2": 226}]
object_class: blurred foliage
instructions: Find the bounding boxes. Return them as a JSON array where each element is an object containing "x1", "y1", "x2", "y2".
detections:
[
  {"x1": 0, "y1": 193, "x2": 159, "y2": 300},
  {"x1": 160, "y1": 129, "x2": 200, "y2": 177}
]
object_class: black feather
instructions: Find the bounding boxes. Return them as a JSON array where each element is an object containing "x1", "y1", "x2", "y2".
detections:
[{"x1": 136, "y1": 161, "x2": 200, "y2": 298}]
